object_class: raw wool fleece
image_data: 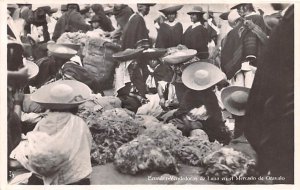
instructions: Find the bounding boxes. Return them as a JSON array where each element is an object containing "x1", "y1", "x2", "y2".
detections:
[
  {"x1": 83, "y1": 37, "x2": 117, "y2": 91},
  {"x1": 88, "y1": 108, "x2": 142, "y2": 165},
  {"x1": 56, "y1": 32, "x2": 87, "y2": 49},
  {"x1": 200, "y1": 147, "x2": 257, "y2": 184},
  {"x1": 114, "y1": 135, "x2": 179, "y2": 175}
]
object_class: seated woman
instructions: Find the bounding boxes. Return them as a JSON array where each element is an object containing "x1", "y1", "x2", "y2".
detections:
[
  {"x1": 10, "y1": 80, "x2": 93, "y2": 185},
  {"x1": 113, "y1": 48, "x2": 149, "y2": 113},
  {"x1": 169, "y1": 61, "x2": 231, "y2": 144},
  {"x1": 29, "y1": 43, "x2": 77, "y2": 88}
]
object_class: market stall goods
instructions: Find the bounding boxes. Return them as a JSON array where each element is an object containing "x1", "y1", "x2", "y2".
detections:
[
  {"x1": 200, "y1": 147, "x2": 257, "y2": 184},
  {"x1": 175, "y1": 138, "x2": 222, "y2": 166},
  {"x1": 114, "y1": 135, "x2": 179, "y2": 175},
  {"x1": 89, "y1": 108, "x2": 142, "y2": 165},
  {"x1": 77, "y1": 95, "x2": 122, "y2": 123},
  {"x1": 142, "y1": 123, "x2": 186, "y2": 155}
]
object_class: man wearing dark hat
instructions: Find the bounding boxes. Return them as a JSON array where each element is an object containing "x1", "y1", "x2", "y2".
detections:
[
  {"x1": 155, "y1": 5, "x2": 183, "y2": 48},
  {"x1": 52, "y1": 4, "x2": 90, "y2": 42},
  {"x1": 121, "y1": 4, "x2": 155, "y2": 50}
]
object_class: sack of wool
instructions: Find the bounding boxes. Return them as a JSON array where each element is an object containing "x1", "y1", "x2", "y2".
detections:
[{"x1": 83, "y1": 55, "x2": 116, "y2": 92}]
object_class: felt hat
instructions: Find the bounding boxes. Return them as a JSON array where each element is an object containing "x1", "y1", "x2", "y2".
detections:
[
  {"x1": 182, "y1": 61, "x2": 226, "y2": 91},
  {"x1": 23, "y1": 59, "x2": 39, "y2": 80},
  {"x1": 142, "y1": 48, "x2": 167, "y2": 59},
  {"x1": 61, "y1": 4, "x2": 68, "y2": 11},
  {"x1": 89, "y1": 15, "x2": 102, "y2": 23},
  {"x1": 219, "y1": 11, "x2": 230, "y2": 20},
  {"x1": 163, "y1": 49, "x2": 197, "y2": 65},
  {"x1": 187, "y1": 6, "x2": 205, "y2": 15},
  {"x1": 230, "y1": 3, "x2": 248, "y2": 10},
  {"x1": 221, "y1": 86, "x2": 250, "y2": 116},
  {"x1": 47, "y1": 44, "x2": 77, "y2": 59},
  {"x1": 113, "y1": 48, "x2": 144, "y2": 62},
  {"x1": 31, "y1": 80, "x2": 92, "y2": 110},
  {"x1": 159, "y1": 5, "x2": 183, "y2": 15},
  {"x1": 67, "y1": 4, "x2": 80, "y2": 12}
]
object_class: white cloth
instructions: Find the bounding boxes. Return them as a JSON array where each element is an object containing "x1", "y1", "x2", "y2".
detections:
[
  {"x1": 114, "y1": 61, "x2": 132, "y2": 93},
  {"x1": 207, "y1": 18, "x2": 220, "y2": 35},
  {"x1": 192, "y1": 21, "x2": 202, "y2": 29},
  {"x1": 86, "y1": 28, "x2": 106, "y2": 38},
  {"x1": 145, "y1": 65, "x2": 158, "y2": 89},
  {"x1": 10, "y1": 112, "x2": 92, "y2": 185}
]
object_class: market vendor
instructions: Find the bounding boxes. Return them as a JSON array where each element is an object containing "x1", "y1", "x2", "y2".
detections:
[
  {"x1": 142, "y1": 48, "x2": 176, "y2": 109},
  {"x1": 170, "y1": 62, "x2": 231, "y2": 144},
  {"x1": 10, "y1": 80, "x2": 93, "y2": 185},
  {"x1": 29, "y1": 43, "x2": 77, "y2": 88},
  {"x1": 113, "y1": 48, "x2": 149, "y2": 113}
]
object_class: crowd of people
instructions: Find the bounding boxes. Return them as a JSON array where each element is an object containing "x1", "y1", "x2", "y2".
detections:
[{"x1": 7, "y1": 3, "x2": 294, "y2": 185}]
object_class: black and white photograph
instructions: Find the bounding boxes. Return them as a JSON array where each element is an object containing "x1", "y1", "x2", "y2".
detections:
[{"x1": 2, "y1": 0, "x2": 298, "y2": 188}]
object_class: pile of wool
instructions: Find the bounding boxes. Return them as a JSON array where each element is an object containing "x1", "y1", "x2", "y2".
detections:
[
  {"x1": 89, "y1": 108, "x2": 141, "y2": 165},
  {"x1": 114, "y1": 135, "x2": 178, "y2": 175},
  {"x1": 200, "y1": 147, "x2": 257, "y2": 184}
]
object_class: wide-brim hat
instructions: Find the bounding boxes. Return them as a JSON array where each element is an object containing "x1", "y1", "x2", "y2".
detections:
[
  {"x1": 221, "y1": 86, "x2": 250, "y2": 116},
  {"x1": 163, "y1": 49, "x2": 197, "y2": 65},
  {"x1": 187, "y1": 6, "x2": 205, "y2": 15},
  {"x1": 219, "y1": 11, "x2": 230, "y2": 20},
  {"x1": 182, "y1": 61, "x2": 226, "y2": 91},
  {"x1": 31, "y1": 80, "x2": 92, "y2": 110},
  {"x1": 47, "y1": 44, "x2": 78, "y2": 59},
  {"x1": 159, "y1": 5, "x2": 183, "y2": 15},
  {"x1": 113, "y1": 48, "x2": 144, "y2": 62},
  {"x1": 142, "y1": 48, "x2": 167, "y2": 59},
  {"x1": 23, "y1": 59, "x2": 39, "y2": 80},
  {"x1": 230, "y1": 3, "x2": 247, "y2": 10}
]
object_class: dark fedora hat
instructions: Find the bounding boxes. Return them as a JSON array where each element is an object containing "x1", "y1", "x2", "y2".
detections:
[
  {"x1": 187, "y1": 6, "x2": 205, "y2": 15},
  {"x1": 219, "y1": 11, "x2": 230, "y2": 20}
]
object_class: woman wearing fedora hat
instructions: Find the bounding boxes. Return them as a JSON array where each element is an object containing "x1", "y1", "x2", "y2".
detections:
[
  {"x1": 155, "y1": 5, "x2": 183, "y2": 48},
  {"x1": 182, "y1": 6, "x2": 209, "y2": 59}
]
